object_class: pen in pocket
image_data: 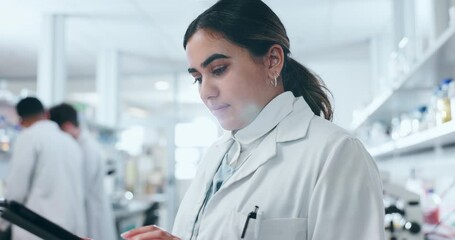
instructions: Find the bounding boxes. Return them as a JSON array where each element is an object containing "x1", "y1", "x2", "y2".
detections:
[{"x1": 241, "y1": 206, "x2": 259, "y2": 239}]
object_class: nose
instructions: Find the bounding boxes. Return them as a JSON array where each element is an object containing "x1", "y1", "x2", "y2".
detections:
[{"x1": 199, "y1": 78, "x2": 218, "y2": 101}]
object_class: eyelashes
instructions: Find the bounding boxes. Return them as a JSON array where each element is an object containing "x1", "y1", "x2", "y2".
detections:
[
  {"x1": 193, "y1": 77, "x2": 202, "y2": 84},
  {"x1": 212, "y1": 65, "x2": 227, "y2": 76},
  {"x1": 192, "y1": 65, "x2": 228, "y2": 84}
]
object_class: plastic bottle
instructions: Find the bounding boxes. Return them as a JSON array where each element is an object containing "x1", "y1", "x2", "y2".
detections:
[
  {"x1": 436, "y1": 79, "x2": 452, "y2": 125},
  {"x1": 415, "y1": 106, "x2": 428, "y2": 132},
  {"x1": 448, "y1": 78, "x2": 455, "y2": 120},
  {"x1": 399, "y1": 113, "x2": 413, "y2": 137},
  {"x1": 427, "y1": 86, "x2": 440, "y2": 129},
  {"x1": 421, "y1": 189, "x2": 441, "y2": 225}
]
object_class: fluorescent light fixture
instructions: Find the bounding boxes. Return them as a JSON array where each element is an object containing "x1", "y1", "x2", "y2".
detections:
[
  {"x1": 127, "y1": 107, "x2": 148, "y2": 118},
  {"x1": 67, "y1": 92, "x2": 99, "y2": 106}
]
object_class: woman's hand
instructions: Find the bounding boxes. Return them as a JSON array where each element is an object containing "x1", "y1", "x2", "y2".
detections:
[{"x1": 121, "y1": 225, "x2": 181, "y2": 240}]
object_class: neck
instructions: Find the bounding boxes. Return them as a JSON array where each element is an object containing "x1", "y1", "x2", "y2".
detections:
[
  {"x1": 21, "y1": 114, "x2": 46, "y2": 128},
  {"x1": 62, "y1": 122, "x2": 81, "y2": 139}
]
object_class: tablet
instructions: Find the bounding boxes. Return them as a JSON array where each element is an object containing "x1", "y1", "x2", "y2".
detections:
[{"x1": 0, "y1": 200, "x2": 82, "y2": 240}]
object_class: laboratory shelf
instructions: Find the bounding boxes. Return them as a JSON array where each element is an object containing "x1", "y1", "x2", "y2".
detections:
[
  {"x1": 368, "y1": 120, "x2": 455, "y2": 158},
  {"x1": 351, "y1": 24, "x2": 455, "y2": 131}
]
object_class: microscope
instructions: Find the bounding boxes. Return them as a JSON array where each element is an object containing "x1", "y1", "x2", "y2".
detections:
[{"x1": 383, "y1": 181, "x2": 424, "y2": 240}]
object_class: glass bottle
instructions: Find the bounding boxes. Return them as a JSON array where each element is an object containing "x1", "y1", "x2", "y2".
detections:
[
  {"x1": 421, "y1": 188, "x2": 441, "y2": 225},
  {"x1": 436, "y1": 79, "x2": 452, "y2": 125}
]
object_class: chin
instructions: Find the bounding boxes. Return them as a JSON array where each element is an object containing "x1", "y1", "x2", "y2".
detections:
[
  {"x1": 218, "y1": 119, "x2": 247, "y2": 131},
  {"x1": 219, "y1": 122, "x2": 237, "y2": 131}
]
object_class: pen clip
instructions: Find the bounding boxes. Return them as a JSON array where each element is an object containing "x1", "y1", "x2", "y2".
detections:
[{"x1": 240, "y1": 206, "x2": 259, "y2": 239}]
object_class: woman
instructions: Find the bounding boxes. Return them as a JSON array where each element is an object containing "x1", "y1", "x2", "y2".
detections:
[{"x1": 121, "y1": 0, "x2": 385, "y2": 239}]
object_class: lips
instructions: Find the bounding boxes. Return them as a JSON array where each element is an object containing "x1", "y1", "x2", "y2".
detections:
[
  {"x1": 211, "y1": 104, "x2": 228, "y2": 111},
  {"x1": 209, "y1": 104, "x2": 230, "y2": 116}
]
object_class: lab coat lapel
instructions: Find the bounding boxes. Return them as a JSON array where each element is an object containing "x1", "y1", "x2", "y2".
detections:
[
  {"x1": 220, "y1": 97, "x2": 314, "y2": 189},
  {"x1": 222, "y1": 130, "x2": 277, "y2": 188},
  {"x1": 182, "y1": 135, "x2": 233, "y2": 237},
  {"x1": 201, "y1": 135, "x2": 234, "y2": 189}
]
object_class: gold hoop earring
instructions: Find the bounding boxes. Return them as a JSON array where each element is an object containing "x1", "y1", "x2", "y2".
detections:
[{"x1": 271, "y1": 74, "x2": 279, "y2": 87}]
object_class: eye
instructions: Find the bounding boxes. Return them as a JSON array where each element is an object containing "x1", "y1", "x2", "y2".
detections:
[
  {"x1": 212, "y1": 65, "x2": 227, "y2": 76},
  {"x1": 192, "y1": 76, "x2": 202, "y2": 84}
]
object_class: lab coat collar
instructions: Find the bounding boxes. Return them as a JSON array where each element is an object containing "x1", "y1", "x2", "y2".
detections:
[
  {"x1": 233, "y1": 91, "x2": 295, "y2": 144},
  {"x1": 214, "y1": 95, "x2": 315, "y2": 191},
  {"x1": 223, "y1": 129, "x2": 278, "y2": 187},
  {"x1": 275, "y1": 96, "x2": 314, "y2": 142},
  {"x1": 201, "y1": 130, "x2": 277, "y2": 200},
  {"x1": 30, "y1": 119, "x2": 59, "y2": 129},
  {"x1": 216, "y1": 94, "x2": 314, "y2": 144}
]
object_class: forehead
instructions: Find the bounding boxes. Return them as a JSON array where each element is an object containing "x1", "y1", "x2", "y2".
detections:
[{"x1": 185, "y1": 29, "x2": 247, "y2": 64}]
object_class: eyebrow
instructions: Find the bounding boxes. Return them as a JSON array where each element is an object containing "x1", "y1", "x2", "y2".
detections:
[{"x1": 187, "y1": 53, "x2": 230, "y2": 73}]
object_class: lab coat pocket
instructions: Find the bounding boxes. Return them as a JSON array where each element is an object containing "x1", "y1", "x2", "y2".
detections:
[
  {"x1": 222, "y1": 211, "x2": 307, "y2": 240},
  {"x1": 259, "y1": 218, "x2": 307, "y2": 240}
]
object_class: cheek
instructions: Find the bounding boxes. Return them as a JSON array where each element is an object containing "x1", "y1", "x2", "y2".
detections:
[
  {"x1": 199, "y1": 89, "x2": 208, "y2": 105},
  {"x1": 241, "y1": 68, "x2": 267, "y2": 91}
]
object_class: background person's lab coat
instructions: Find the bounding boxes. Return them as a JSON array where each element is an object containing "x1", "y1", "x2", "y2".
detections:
[
  {"x1": 78, "y1": 130, "x2": 117, "y2": 240},
  {"x1": 4, "y1": 120, "x2": 86, "y2": 240},
  {"x1": 172, "y1": 95, "x2": 385, "y2": 240}
]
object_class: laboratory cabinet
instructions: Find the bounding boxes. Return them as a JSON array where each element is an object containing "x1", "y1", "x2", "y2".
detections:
[
  {"x1": 352, "y1": 18, "x2": 455, "y2": 240},
  {"x1": 353, "y1": 24, "x2": 455, "y2": 157},
  {"x1": 368, "y1": 119, "x2": 455, "y2": 158}
]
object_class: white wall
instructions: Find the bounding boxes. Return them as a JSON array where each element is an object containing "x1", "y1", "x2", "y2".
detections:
[{"x1": 303, "y1": 42, "x2": 372, "y2": 129}]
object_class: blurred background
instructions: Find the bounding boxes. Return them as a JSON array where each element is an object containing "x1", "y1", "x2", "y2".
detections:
[{"x1": 1, "y1": 0, "x2": 455, "y2": 239}]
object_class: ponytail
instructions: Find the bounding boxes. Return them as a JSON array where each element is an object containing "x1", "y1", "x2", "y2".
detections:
[{"x1": 282, "y1": 57, "x2": 333, "y2": 121}]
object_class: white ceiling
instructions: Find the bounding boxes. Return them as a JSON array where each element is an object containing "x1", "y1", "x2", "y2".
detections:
[{"x1": 0, "y1": 0, "x2": 392, "y2": 127}]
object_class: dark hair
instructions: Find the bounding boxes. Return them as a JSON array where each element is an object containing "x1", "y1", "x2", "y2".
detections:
[
  {"x1": 183, "y1": 0, "x2": 333, "y2": 120},
  {"x1": 49, "y1": 103, "x2": 79, "y2": 128},
  {"x1": 16, "y1": 97, "x2": 45, "y2": 118}
]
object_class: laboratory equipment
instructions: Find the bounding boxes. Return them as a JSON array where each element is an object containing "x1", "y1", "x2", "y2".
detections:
[{"x1": 383, "y1": 181, "x2": 424, "y2": 240}]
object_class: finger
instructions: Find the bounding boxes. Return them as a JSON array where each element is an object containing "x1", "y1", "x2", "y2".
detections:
[
  {"x1": 124, "y1": 229, "x2": 173, "y2": 240},
  {"x1": 121, "y1": 225, "x2": 161, "y2": 238}
]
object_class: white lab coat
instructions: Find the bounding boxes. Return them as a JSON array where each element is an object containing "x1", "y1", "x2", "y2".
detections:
[
  {"x1": 78, "y1": 130, "x2": 117, "y2": 240},
  {"x1": 4, "y1": 120, "x2": 87, "y2": 240},
  {"x1": 172, "y1": 95, "x2": 385, "y2": 240}
]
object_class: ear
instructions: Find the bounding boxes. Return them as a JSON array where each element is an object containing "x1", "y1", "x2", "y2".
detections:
[
  {"x1": 61, "y1": 122, "x2": 73, "y2": 132},
  {"x1": 265, "y1": 44, "x2": 284, "y2": 77}
]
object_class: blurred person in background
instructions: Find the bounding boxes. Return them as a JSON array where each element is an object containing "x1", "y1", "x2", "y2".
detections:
[
  {"x1": 0, "y1": 97, "x2": 86, "y2": 240},
  {"x1": 49, "y1": 103, "x2": 117, "y2": 240}
]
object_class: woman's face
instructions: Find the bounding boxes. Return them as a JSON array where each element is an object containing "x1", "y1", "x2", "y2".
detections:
[{"x1": 186, "y1": 29, "x2": 281, "y2": 131}]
